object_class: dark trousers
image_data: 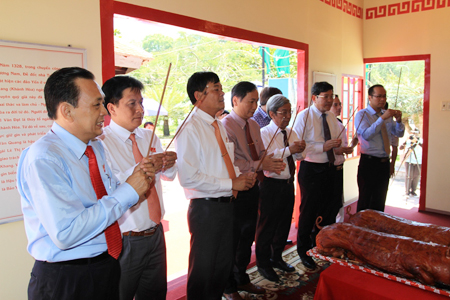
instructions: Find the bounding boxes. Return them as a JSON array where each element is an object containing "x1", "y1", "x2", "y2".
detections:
[
  {"x1": 405, "y1": 162, "x2": 421, "y2": 193},
  {"x1": 28, "y1": 253, "x2": 120, "y2": 300},
  {"x1": 332, "y1": 166, "x2": 344, "y2": 220},
  {"x1": 187, "y1": 199, "x2": 234, "y2": 300},
  {"x1": 224, "y1": 184, "x2": 259, "y2": 294},
  {"x1": 297, "y1": 161, "x2": 337, "y2": 254},
  {"x1": 255, "y1": 177, "x2": 295, "y2": 268},
  {"x1": 119, "y1": 225, "x2": 167, "y2": 300},
  {"x1": 357, "y1": 154, "x2": 390, "y2": 212}
]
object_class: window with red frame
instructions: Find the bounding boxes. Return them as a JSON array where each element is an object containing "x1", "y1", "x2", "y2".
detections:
[{"x1": 341, "y1": 75, "x2": 363, "y2": 157}]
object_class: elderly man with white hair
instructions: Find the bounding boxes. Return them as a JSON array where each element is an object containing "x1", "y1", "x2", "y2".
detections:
[{"x1": 255, "y1": 94, "x2": 306, "y2": 282}]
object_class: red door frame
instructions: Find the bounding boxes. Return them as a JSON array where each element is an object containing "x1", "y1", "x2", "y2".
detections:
[
  {"x1": 99, "y1": 0, "x2": 309, "y2": 109},
  {"x1": 363, "y1": 55, "x2": 430, "y2": 212}
]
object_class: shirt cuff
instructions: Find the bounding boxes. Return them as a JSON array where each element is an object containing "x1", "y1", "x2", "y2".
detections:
[
  {"x1": 219, "y1": 178, "x2": 233, "y2": 193},
  {"x1": 112, "y1": 182, "x2": 139, "y2": 212}
]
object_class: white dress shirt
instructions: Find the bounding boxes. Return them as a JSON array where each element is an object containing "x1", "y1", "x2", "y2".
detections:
[
  {"x1": 175, "y1": 108, "x2": 240, "y2": 199},
  {"x1": 292, "y1": 104, "x2": 342, "y2": 163},
  {"x1": 260, "y1": 121, "x2": 303, "y2": 179},
  {"x1": 334, "y1": 121, "x2": 348, "y2": 166},
  {"x1": 101, "y1": 119, "x2": 177, "y2": 232}
]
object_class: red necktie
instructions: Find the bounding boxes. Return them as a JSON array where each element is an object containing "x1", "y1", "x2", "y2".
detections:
[
  {"x1": 85, "y1": 145, "x2": 122, "y2": 259},
  {"x1": 245, "y1": 121, "x2": 264, "y2": 182},
  {"x1": 212, "y1": 120, "x2": 238, "y2": 197},
  {"x1": 129, "y1": 134, "x2": 161, "y2": 223}
]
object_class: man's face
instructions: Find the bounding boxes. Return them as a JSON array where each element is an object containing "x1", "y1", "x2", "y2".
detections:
[
  {"x1": 196, "y1": 81, "x2": 225, "y2": 117},
  {"x1": 269, "y1": 103, "x2": 291, "y2": 130},
  {"x1": 108, "y1": 87, "x2": 144, "y2": 132},
  {"x1": 330, "y1": 96, "x2": 342, "y2": 117},
  {"x1": 70, "y1": 78, "x2": 107, "y2": 143},
  {"x1": 313, "y1": 89, "x2": 334, "y2": 113},
  {"x1": 233, "y1": 89, "x2": 259, "y2": 120},
  {"x1": 368, "y1": 86, "x2": 387, "y2": 112}
]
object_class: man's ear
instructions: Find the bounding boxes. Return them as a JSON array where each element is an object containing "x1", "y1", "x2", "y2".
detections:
[
  {"x1": 268, "y1": 110, "x2": 276, "y2": 119},
  {"x1": 232, "y1": 96, "x2": 239, "y2": 108},
  {"x1": 194, "y1": 90, "x2": 206, "y2": 105},
  {"x1": 107, "y1": 103, "x2": 116, "y2": 116},
  {"x1": 59, "y1": 102, "x2": 74, "y2": 122}
]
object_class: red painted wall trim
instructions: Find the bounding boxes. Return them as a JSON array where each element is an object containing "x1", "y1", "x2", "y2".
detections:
[
  {"x1": 364, "y1": 55, "x2": 430, "y2": 212},
  {"x1": 100, "y1": 0, "x2": 115, "y2": 83}
]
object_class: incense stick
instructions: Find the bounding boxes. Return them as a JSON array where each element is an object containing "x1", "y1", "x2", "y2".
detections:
[
  {"x1": 337, "y1": 106, "x2": 358, "y2": 139},
  {"x1": 147, "y1": 63, "x2": 172, "y2": 157}
]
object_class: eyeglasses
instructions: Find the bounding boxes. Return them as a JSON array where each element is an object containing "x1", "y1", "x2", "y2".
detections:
[
  {"x1": 276, "y1": 109, "x2": 293, "y2": 116},
  {"x1": 316, "y1": 95, "x2": 335, "y2": 100},
  {"x1": 371, "y1": 94, "x2": 387, "y2": 99}
]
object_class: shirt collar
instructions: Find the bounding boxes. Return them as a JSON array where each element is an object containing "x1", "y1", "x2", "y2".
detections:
[
  {"x1": 257, "y1": 106, "x2": 269, "y2": 117},
  {"x1": 311, "y1": 104, "x2": 328, "y2": 117},
  {"x1": 196, "y1": 108, "x2": 218, "y2": 125},
  {"x1": 51, "y1": 122, "x2": 92, "y2": 160},
  {"x1": 230, "y1": 109, "x2": 246, "y2": 129},
  {"x1": 109, "y1": 119, "x2": 142, "y2": 142}
]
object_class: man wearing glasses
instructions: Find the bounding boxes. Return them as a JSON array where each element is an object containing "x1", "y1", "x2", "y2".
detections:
[
  {"x1": 293, "y1": 82, "x2": 351, "y2": 270},
  {"x1": 354, "y1": 84, "x2": 404, "y2": 212}
]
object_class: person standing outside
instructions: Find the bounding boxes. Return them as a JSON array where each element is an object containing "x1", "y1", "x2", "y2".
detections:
[
  {"x1": 176, "y1": 71, "x2": 256, "y2": 300},
  {"x1": 252, "y1": 86, "x2": 282, "y2": 128},
  {"x1": 293, "y1": 82, "x2": 350, "y2": 270},
  {"x1": 354, "y1": 84, "x2": 404, "y2": 212},
  {"x1": 17, "y1": 67, "x2": 153, "y2": 300},
  {"x1": 222, "y1": 81, "x2": 284, "y2": 299},
  {"x1": 101, "y1": 76, "x2": 177, "y2": 300},
  {"x1": 256, "y1": 95, "x2": 305, "y2": 282}
]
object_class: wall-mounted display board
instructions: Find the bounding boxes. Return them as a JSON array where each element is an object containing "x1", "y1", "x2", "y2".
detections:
[
  {"x1": 313, "y1": 71, "x2": 337, "y2": 90},
  {"x1": 0, "y1": 40, "x2": 87, "y2": 224}
]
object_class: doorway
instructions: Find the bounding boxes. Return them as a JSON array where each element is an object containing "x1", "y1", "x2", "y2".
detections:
[{"x1": 364, "y1": 56, "x2": 430, "y2": 212}]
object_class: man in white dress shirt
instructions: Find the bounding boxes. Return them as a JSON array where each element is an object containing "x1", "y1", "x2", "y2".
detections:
[
  {"x1": 256, "y1": 95, "x2": 305, "y2": 282},
  {"x1": 101, "y1": 76, "x2": 177, "y2": 300},
  {"x1": 176, "y1": 71, "x2": 256, "y2": 300},
  {"x1": 293, "y1": 82, "x2": 352, "y2": 270}
]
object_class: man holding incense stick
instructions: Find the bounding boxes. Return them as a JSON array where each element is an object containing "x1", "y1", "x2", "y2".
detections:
[
  {"x1": 355, "y1": 84, "x2": 404, "y2": 212},
  {"x1": 222, "y1": 81, "x2": 284, "y2": 299},
  {"x1": 293, "y1": 82, "x2": 351, "y2": 270},
  {"x1": 176, "y1": 72, "x2": 256, "y2": 300},
  {"x1": 101, "y1": 76, "x2": 177, "y2": 300},
  {"x1": 256, "y1": 94, "x2": 305, "y2": 282}
]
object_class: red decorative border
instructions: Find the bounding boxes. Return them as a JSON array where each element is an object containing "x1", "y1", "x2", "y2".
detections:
[
  {"x1": 366, "y1": 0, "x2": 450, "y2": 20},
  {"x1": 320, "y1": 0, "x2": 363, "y2": 19}
]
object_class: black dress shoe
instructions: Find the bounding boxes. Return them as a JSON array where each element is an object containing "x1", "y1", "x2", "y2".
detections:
[
  {"x1": 299, "y1": 253, "x2": 316, "y2": 270},
  {"x1": 258, "y1": 266, "x2": 279, "y2": 282},
  {"x1": 286, "y1": 239, "x2": 293, "y2": 244},
  {"x1": 271, "y1": 259, "x2": 295, "y2": 272},
  {"x1": 237, "y1": 282, "x2": 265, "y2": 294}
]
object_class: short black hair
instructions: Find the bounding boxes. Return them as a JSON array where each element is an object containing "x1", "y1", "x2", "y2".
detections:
[
  {"x1": 231, "y1": 81, "x2": 257, "y2": 107},
  {"x1": 186, "y1": 72, "x2": 220, "y2": 105},
  {"x1": 311, "y1": 82, "x2": 333, "y2": 96},
  {"x1": 260, "y1": 87, "x2": 282, "y2": 106},
  {"x1": 368, "y1": 84, "x2": 384, "y2": 96},
  {"x1": 144, "y1": 121, "x2": 154, "y2": 127},
  {"x1": 44, "y1": 67, "x2": 95, "y2": 120},
  {"x1": 102, "y1": 76, "x2": 144, "y2": 114}
]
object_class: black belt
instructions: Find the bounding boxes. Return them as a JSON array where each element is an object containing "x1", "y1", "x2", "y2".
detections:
[
  {"x1": 361, "y1": 154, "x2": 389, "y2": 163},
  {"x1": 42, "y1": 251, "x2": 110, "y2": 265},
  {"x1": 336, "y1": 164, "x2": 344, "y2": 171},
  {"x1": 265, "y1": 177, "x2": 295, "y2": 184},
  {"x1": 192, "y1": 196, "x2": 235, "y2": 203},
  {"x1": 123, "y1": 224, "x2": 159, "y2": 237}
]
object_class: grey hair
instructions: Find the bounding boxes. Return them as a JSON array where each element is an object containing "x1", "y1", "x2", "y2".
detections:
[{"x1": 266, "y1": 94, "x2": 290, "y2": 119}]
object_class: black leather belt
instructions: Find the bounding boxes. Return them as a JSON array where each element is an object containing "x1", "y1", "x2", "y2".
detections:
[
  {"x1": 192, "y1": 196, "x2": 235, "y2": 203},
  {"x1": 265, "y1": 177, "x2": 294, "y2": 184},
  {"x1": 361, "y1": 154, "x2": 389, "y2": 163},
  {"x1": 123, "y1": 224, "x2": 159, "y2": 237},
  {"x1": 336, "y1": 164, "x2": 344, "y2": 171},
  {"x1": 43, "y1": 251, "x2": 110, "y2": 265}
]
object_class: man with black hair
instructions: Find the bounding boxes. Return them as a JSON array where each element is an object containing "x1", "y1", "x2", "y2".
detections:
[
  {"x1": 252, "y1": 86, "x2": 282, "y2": 128},
  {"x1": 17, "y1": 67, "x2": 153, "y2": 300},
  {"x1": 293, "y1": 82, "x2": 351, "y2": 270},
  {"x1": 101, "y1": 76, "x2": 177, "y2": 300},
  {"x1": 176, "y1": 72, "x2": 256, "y2": 300},
  {"x1": 222, "y1": 81, "x2": 284, "y2": 299},
  {"x1": 355, "y1": 84, "x2": 404, "y2": 212}
]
